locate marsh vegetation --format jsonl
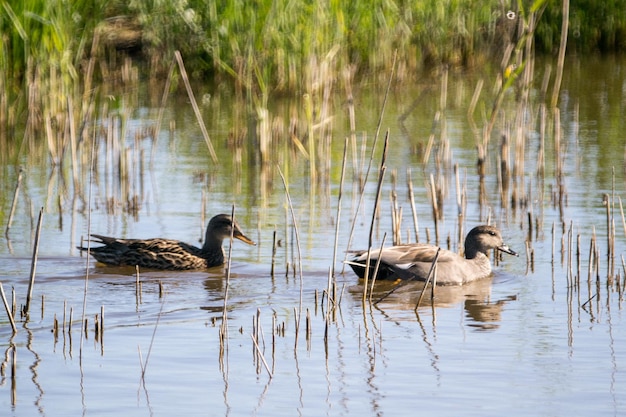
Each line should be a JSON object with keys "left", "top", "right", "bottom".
{"left": 1, "top": 0, "right": 626, "bottom": 415}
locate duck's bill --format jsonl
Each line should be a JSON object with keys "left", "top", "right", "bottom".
{"left": 497, "top": 245, "right": 518, "bottom": 257}
{"left": 235, "top": 233, "right": 256, "bottom": 245}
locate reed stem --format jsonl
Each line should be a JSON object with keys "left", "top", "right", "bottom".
{"left": 24, "top": 207, "right": 44, "bottom": 316}
{"left": 0, "top": 283, "right": 17, "bottom": 333}
{"left": 174, "top": 51, "right": 218, "bottom": 163}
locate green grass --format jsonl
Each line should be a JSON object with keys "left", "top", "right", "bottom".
{"left": 1, "top": 0, "right": 625, "bottom": 147}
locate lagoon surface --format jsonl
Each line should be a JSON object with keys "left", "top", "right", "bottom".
{"left": 1, "top": 55, "right": 626, "bottom": 416}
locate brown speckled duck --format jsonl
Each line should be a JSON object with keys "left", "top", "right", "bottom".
{"left": 78, "top": 214, "right": 255, "bottom": 270}
{"left": 348, "top": 225, "right": 517, "bottom": 285}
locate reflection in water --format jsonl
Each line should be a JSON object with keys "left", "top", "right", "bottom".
{"left": 0, "top": 343, "right": 17, "bottom": 407}
{"left": 25, "top": 325, "right": 45, "bottom": 415}
{"left": 464, "top": 295, "right": 517, "bottom": 330}
{"left": 415, "top": 313, "right": 441, "bottom": 384}
{"left": 351, "top": 276, "right": 517, "bottom": 330}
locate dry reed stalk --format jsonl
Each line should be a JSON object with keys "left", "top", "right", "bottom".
{"left": 11, "top": 288, "right": 15, "bottom": 319}
{"left": 390, "top": 181, "right": 402, "bottom": 245}
{"left": 428, "top": 173, "right": 440, "bottom": 245}
{"left": 276, "top": 166, "right": 304, "bottom": 346}
{"left": 342, "top": 53, "right": 396, "bottom": 271}
{"left": 455, "top": 165, "right": 466, "bottom": 250}
{"left": 555, "top": 113, "right": 567, "bottom": 218}
{"left": 422, "top": 111, "right": 440, "bottom": 165}
{"left": 362, "top": 132, "right": 389, "bottom": 302}
{"left": 219, "top": 206, "right": 237, "bottom": 361}
{"left": 618, "top": 197, "right": 626, "bottom": 238}
{"left": 153, "top": 59, "right": 176, "bottom": 154}
{"left": 79, "top": 130, "right": 97, "bottom": 359}
{"left": 174, "top": 51, "right": 218, "bottom": 163}
{"left": 551, "top": 0, "right": 570, "bottom": 108}
{"left": 135, "top": 265, "right": 141, "bottom": 306}
{"left": 53, "top": 314, "right": 59, "bottom": 340}
{"left": 24, "top": 207, "right": 43, "bottom": 316}
{"left": 467, "top": 79, "right": 483, "bottom": 121}
{"left": 94, "top": 314, "right": 100, "bottom": 342}
{"left": 62, "top": 300, "right": 67, "bottom": 334}
{"left": 415, "top": 249, "right": 441, "bottom": 310}
{"left": 551, "top": 222, "right": 556, "bottom": 266}
{"left": 305, "top": 308, "right": 311, "bottom": 345}
{"left": 621, "top": 255, "right": 626, "bottom": 296}
{"left": 5, "top": 167, "right": 23, "bottom": 238}
{"left": 588, "top": 229, "right": 597, "bottom": 284}
{"left": 537, "top": 104, "right": 546, "bottom": 179}
{"left": 67, "top": 96, "right": 80, "bottom": 194}
{"left": 284, "top": 205, "right": 291, "bottom": 278}
{"left": 343, "top": 65, "right": 357, "bottom": 151}
{"left": 367, "top": 234, "right": 388, "bottom": 303}
{"left": 406, "top": 169, "right": 420, "bottom": 243}
{"left": 566, "top": 222, "right": 573, "bottom": 287}
{"left": 270, "top": 230, "right": 277, "bottom": 278}
{"left": 329, "top": 137, "right": 349, "bottom": 300}
{"left": 0, "top": 283, "right": 17, "bottom": 333}
{"left": 271, "top": 312, "right": 277, "bottom": 371}
{"left": 576, "top": 234, "right": 581, "bottom": 288}
{"left": 250, "top": 333, "right": 273, "bottom": 379}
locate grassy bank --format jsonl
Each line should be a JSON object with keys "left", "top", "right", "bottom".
{"left": 0, "top": 0, "right": 623, "bottom": 146}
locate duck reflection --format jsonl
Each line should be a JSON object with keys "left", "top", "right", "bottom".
{"left": 352, "top": 275, "right": 517, "bottom": 329}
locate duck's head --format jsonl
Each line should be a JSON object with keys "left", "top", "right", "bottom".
{"left": 207, "top": 214, "right": 256, "bottom": 245}
{"left": 465, "top": 225, "right": 517, "bottom": 259}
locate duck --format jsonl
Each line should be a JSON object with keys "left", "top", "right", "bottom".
{"left": 78, "top": 214, "right": 256, "bottom": 270}
{"left": 348, "top": 225, "right": 517, "bottom": 285}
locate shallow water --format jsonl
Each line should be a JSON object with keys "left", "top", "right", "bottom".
{"left": 1, "top": 55, "right": 626, "bottom": 416}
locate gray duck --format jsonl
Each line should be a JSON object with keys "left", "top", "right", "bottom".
{"left": 348, "top": 225, "right": 517, "bottom": 285}
{"left": 78, "top": 214, "right": 255, "bottom": 270}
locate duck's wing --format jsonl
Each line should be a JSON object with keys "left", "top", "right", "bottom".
{"left": 357, "top": 244, "right": 459, "bottom": 265}
{"left": 351, "top": 244, "right": 465, "bottom": 281}
{"left": 80, "top": 235, "right": 205, "bottom": 269}
{"left": 89, "top": 235, "right": 195, "bottom": 253}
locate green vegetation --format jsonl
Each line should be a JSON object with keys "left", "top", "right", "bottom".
{"left": 0, "top": 0, "right": 624, "bottom": 145}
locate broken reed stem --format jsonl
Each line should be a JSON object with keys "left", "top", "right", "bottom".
{"left": 250, "top": 333, "right": 273, "bottom": 379}
{"left": 0, "top": 283, "right": 17, "bottom": 333}
{"left": 363, "top": 131, "right": 390, "bottom": 302}
{"left": 5, "top": 167, "right": 23, "bottom": 238}
{"left": 24, "top": 207, "right": 44, "bottom": 316}
{"left": 174, "top": 51, "right": 218, "bottom": 163}
{"left": 276, "top": 166, "right": 304, "bottom": 346}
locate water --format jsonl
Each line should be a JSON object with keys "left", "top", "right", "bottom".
{"left": 1, "top": 55, "right": 626, "bottom": 416}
